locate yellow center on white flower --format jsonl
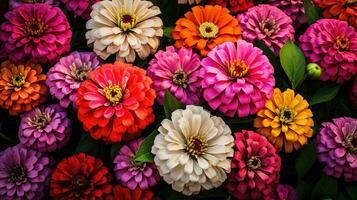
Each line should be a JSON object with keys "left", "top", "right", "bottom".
{"left": 277, "top": 107, "right": 295, "bottom": 124}
{"left": 227, "top": 60, "right": 249, "bottom": 79}
{"left": 336, "top": 36, "right": 350, "bottom": 50}
{"left": 11, "top": 74, "right": 25, "bottom": 87}
{"left": 104, "top": 85, "right": 123, "bottom": 104}
{"left": 186, "top": 135, "right": 208, "bottom": 156}
{"left": 118, "top": 13, "right": 137, "bottom": 32}
{"left": 199, "top": 22, "right": 219, "bottom": 39}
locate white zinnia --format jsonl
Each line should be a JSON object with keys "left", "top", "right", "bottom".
{"left": 86, "top": 0, "right": 163, "bottom": 62}
{"left": 152, "top": 105, "right": 234, "bottom": 196}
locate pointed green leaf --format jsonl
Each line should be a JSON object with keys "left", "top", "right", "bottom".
{"left": 134, "top": 130, "right": 159, "bottom": 163}
{"left": 310, "top": 84, "right": 341, "bottom": 106}
{"left": 164, "top": 90, "right": 185, "bottom": 118}
{"left": 304, "top": 0, "right": 320, "bottom": 24}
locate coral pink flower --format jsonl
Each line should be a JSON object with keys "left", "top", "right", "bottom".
{"left": 201, "top": 40, "right": 275, "bottom": 117}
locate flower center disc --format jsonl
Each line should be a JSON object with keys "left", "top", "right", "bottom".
{"left": 247, "top": 156, "right": 261, "bottom": 171}
{"left": 72, "top": 174, "right": 88, "bottom": 190}
{"left": 228, "top": 60, "right": 249, "bottom": 79}
{"left": 25, "top": 19, "right": 47, "bottom": 37}
{"left": 345, "top": 0, "right": 357, "bottom": 4}
{"left": 344, "top": 134, "right": 357, "bottom": 153}
{"left": 199, "top": 22, "right": 219, "bottom": 39}
{"left": 336, "top": 36, "right": 350, "bottom": 50}
{"left": 278, "top": 107, "right": 294, "bottom": 124}
{"left": 72, "top": 63, "right": 91, "bottom": 81}
{"left": 259, "top": 19, "right": 278, "bottom": 36}
{"left": 31, "top": 113, "right": 50, "bottom": 128}
{"left": 172, "top": 70, "right": 188, "bottom": 88}
{"left": 186, "top": 135, "right": 208, "bottom": 157}
{"left": 9, "top": 166, "right": 27, "bottom": 183}
{"left": 104, "top": 85, "right": 123, "bottom": 104}
{"left": 11, "top": 74, "right": 25, "bottom": 87}
{"left": 119, "top": 14, "right": 137, "bottom": 31}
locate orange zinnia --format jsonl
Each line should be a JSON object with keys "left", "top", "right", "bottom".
{"left": 0, "top": 61, "right": 48, "bottom": 115}
{"left": 314, "top": 0, "right": 357, "bottom": 28}
{"left": 172, "top": 5, "right": 241, "bottom": 56}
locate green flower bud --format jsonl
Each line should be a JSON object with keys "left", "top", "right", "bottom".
{"left": 306, "top": 63, "right": 322, "bottom": 80}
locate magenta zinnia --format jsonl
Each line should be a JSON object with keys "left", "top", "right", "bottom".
{"left": 61, "top": 0, "right": 100, "bottom": 19}
{"left": 201, "top": 40, "right": 275, "bottom": 118}
{"left": 268, "top": 0, "right": 306, "bottom": 28}
{"left": 237, "top": 4, "right": 295, "bottom": 55}
{"left": 0, "top": 4, "right": 72, "bottom": 64}
{"left": 299, "top": 19, "right": 357, "bottom": 83}
{"left": 147, "top": 46, "right": 202, "bottom": 105}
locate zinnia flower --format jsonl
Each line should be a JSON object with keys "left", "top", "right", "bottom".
{"left": 172, "top": 5, "right": 241, "bottom": 57}
{"left": 178, "top": 0, "right": 201, "bottom": 4}
{"left": 50, "top": 153, "right": 113, "bottom": 200}
{"left": 0, "top": 61, "right": 48, "bottom": 116}
{"left": 201, "top": 40, "right": 275, "bottom": 118}
{"left": 113, "top": 138, "right": 160, "bottom": 190}
{"left": 46, "top": 51, "right": 101, "bottom": 108}
{"left": 19, "top": 104, "right": 71, "bottom": 152}
{"left": 9, "top": 0, "right": 59, "bottom": 9}
{"left": 274, "top": 184, "right": 297, "bottom": 200}
{"left": 313, "top": 0, "right": 357, "bottom": 28}
{"left": 76, "top": 62, "right": 156, "bottom": 143}
{"left": 112, "top": 185, "right": 160, "bottom": 200}
{"left": 0, "top": 4, "right": 72, "bottom": 64}
{"left": 254, "top": 88, "right": 314, "bottom": 153}
{"left": 237, "top": 4, "right": 295, "bottom": 55}
{"left": 317, "top": 117, "right": 357, "bottom": 182}
{"left": 0, "top": 145, "right": 52, "bottom": 200}
{"left": 350, "top": 76, "right": 357, "bottom": 109}
{"left": 299, "top": 19, "right": 357, "bottom": 83}
{"left": 152, "top": 105, "right": 234, "bottom": 196}
{"left": 61, "top": 0, "right": 100, "bottom": 19}
{"left": 86, "top": 0, "right": 163, "bottom": 62}
{"left": 226, "top": 130, "right": 281, "bottom": 200}
{"left": 147, "top": 46, "right": 202, "bottom": 105}
{"left": 207, "top": 0, "right": 254, "bottom": 13}
{"left": 268, "top": 0, "right": 306, "bottom": 28}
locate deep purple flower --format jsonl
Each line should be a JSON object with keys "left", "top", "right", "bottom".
{"left": 267, "top": 0, "right": 306, "bottom": 28}
{"left": 317, "top": 117, "right": 357, "bottom": 182}
{"left": 113, "top": 138, "right": 160, "bottom": 190}
{"left": 0, "top": 145, "right": 52, "bottom": 200}
{"left": 46, "top": 51, "right": 101, "bottom": 108}
{"left": 9, "top": 0, "right": 59, "bottom": 9}
{"left": 19, "top": 104, "right": 71, "bottom": 152}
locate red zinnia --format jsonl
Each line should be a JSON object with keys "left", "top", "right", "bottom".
{"left": 112, "top": 185, "right": 160, "bottom": 200}
{"left": 207, "top": 0, "right": 254, "bottom": 13}
{"left": 50, "top": 153, "right": 113, "bottom": 200}
{"left": 76, "top": 62, "right": 156, "bottom": 143}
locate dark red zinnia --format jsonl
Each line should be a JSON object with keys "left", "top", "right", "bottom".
{"left": 207, "top": 0, "right": 254, "bottom": 13}
{"left": 112, "top": 185, "right": 160, "bottom": 200}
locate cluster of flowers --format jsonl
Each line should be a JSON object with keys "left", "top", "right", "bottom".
{"left": 0, "top": 0, "right": 356, "bottom": 199}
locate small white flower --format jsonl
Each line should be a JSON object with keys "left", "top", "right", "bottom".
{"left": 86, "top": 0, "right": 163, "bottom": 62}
{"left": 152, "top": 105, "right": 234, "bottom": 195}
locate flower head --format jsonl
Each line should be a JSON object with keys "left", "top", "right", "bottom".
{"left": 299, "top": 19, "right": 357, "bottom": 83}
{"left": 147, "top": 46, "right": 202, "bottom": 105}
{"left": 201, "top": 40, "right": 275, "bottom": 118}
{"left": 237, "top": 4, "right": 295, "bottom": 55}
{"left": 0, "top": 4, "right": 72, "bottom": 63}
{"left": 207, "top": 0, "right": 254, "bottom": 13}
{"left": 317, "top": 117, "right": 357, "bottom": 182}
{"left": 172, "top": 5, "right": 241, "bottom": 57}
{"left": 46, "top": 51, "right": 101, "bottom": 108}
{"left": 0, "top": 145, "right": 53, "bottom": 200}
{"left": 313, "top": 0, "right": 357, "bottom": 28}
{"left": 350, "top": 76, "right": 357, "bottom": 109}
{"left": 226, "top": 130, "right": 281, "bottom": 199}
{"left": 9, "top": 0, "right": 59, "bottom": 9}
{"left": 268, "top": 0, "right": 306, "bottom": 28}
{"left": 50, "top": 153, "right": 113, "bottom": 200}
{"left": 61, "top": 0, "right": 100, "bottom": 19}
{"left": 86, "top": 0, "right": 163, "bottom": 62}
{"left": 274, "top": 184, "right": 297, "bottom": 200}
{"left": 0, "top": 61, "right": 48, "bottom": 116}
{"left": 113, "top": 138, "right": 160, "bottom": 190}
{"left": 19, "top": 104, "right": 71, "bottom": 152}
{"left": 112, "top": 185, "right": 160, "bottom": 200}
{"left": 254, "top": 88, "right": 314, "bottom": 153}
{"left": 76, "top": 62, "right": 156, "bottom": 143}
{"left": 152, "top": 105, "right": 234, "bottom": 196}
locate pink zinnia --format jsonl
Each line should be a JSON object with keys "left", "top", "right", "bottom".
{"left": 267, "top": 184, "right": 297, "bottom": 200}
{"left": 9, "top": 0, "right": 59, "bottom": 9}
{"left": 201, "top": 40, "right": 275, "bottom": 118}
{"left": 299, "top": 19, "right": 357, "bottom": 83}
{"left": 350, "top": 76, "right": 357, "bottom": 109}
{"left": 317, "top": 117, "right": 357, "bottom": 182}
{"left": 237, "top": 4, "right": 295, "bottom": 55}
{"left": 147, "top": 46, "right": 202, "bottom": 105}
{"left": 0, "top": 4, "right": 72, "bottom": 64}
{"left": 61, "top": 0, "right": 100, "bottom": 20}
{"left": 226, "top": 130, "right": 281, "bottom": 199}
{"left": 268, "top": 0, "right": 306, "bottom": 28}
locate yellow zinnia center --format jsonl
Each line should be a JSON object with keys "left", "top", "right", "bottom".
{"left": 25, "top": 18, "right": 47, "bottom": 37}
{"left": 199, "top": 22, "right": 219, "bottom": 39}
{"left": 119, "top": 13, "right": 137, "bottom": 32}
{"left": 344, "top": 134, "right": 357, "bottom": 153}
{"left": 228, "top": 60, "right": 249, "bottom": 79}
{"left": 278, "top": 107, "right": 295, "bottom": 124}
{"left": 11, "top": 74, "right": 25, "bottom": 87}
{"left": 104, "top": 85, "right": 123, "bottom": 104}
{"left": 259, "top": 19, "right": 278, "bottom": 36}
{"left": 186, "top": 135, "right": 208, "bottom": 156}
{"left": 172, "top": 70, "right": 188, "bottom": 88}
{"left": 336, "top": 36, "right": 350, "bottom": 50}
{"left": 346, "top": 0, "right": 357, "bottom": 4}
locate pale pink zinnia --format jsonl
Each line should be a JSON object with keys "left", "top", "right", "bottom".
{"left": 147, "top": 46, "right": 202, "bottom": 105}
{"left": 201, "top": 40, "right": 275, "bottom": 118}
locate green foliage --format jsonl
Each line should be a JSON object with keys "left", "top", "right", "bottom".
{"left": 133, "top": 130, "right": 159, "bottom": 163}
{"left": 311, "top": 175, "right": 338, "bottom": 199}
{"left": 310, "top": 84, "right": 341, "bottom": 106}
{"left": 163, "top": 90, "right": 185, "bottom": 118}
{"left": 110, "top": 143, "right": 122, "bottom": 161}
{"left": 296, "top": 142, "right": 317, "bottom": 178}
{"left": 163, "top": 26, "right": 173, "bottom": 39}
{"left": 75, "top": 132, "right": 104, "bottom": 157}
{"left": 303, "top": 0, "right": 320, "bottom": 24}
{"left": 346, "top": 182, "right": 357, "bottom": 199}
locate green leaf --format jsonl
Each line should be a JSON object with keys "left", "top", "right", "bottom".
{"left": 309, "top": 83, "right": 341, "bottom": 106}
{"left": 303, "top": 0, "right": 320, "bottom": 24}
{"left": 163, "top": 27, "right": 173, "bottom": 38}
{"left": 297, "top": 179, "right": 314, "bottom": 200}
{"left": 279, "top": 40, "right": 306, "bottom": 89}
{"left": 311, "top": 175, "right": 338, "bottom": 199}
{"left": 133, "top": 130, "right": 159, "bottom": 163}
{"left": 164, "top": 90, "right": 185, "bottom": 118}
{"left": 75, "top": 132, "right": 104, "bottom": 157}
{"left": 346, "top": 182, "right": 357, "bottom": 199}
{"left": 110, "top": 143, "right": 122, "bottom": 161}
{"left": 296, "top": 141, "right": 316, "bottom": 178}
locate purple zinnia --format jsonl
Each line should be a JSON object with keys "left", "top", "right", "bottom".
{"left": 113, "top": 138, "right": 160, "bottom": 190}
{"left": 147, "top": 46, "right": 202, "bottom": 105}
{"left": 0, "top": 145, "right": 52, "bottom": 200}
{"left": 317, "top": 117, "right": 357, "bottom": 182}
{"left": 267, "top": 0, "right": 306, "bottom": 28}
{"left": 19, "top": 104, "right": 71, "bottom": 152}
{"left": 46, "top": 51, "right": 101, "bottom": 108}
{"left": 9, "top": 0, "right": 60, "bottom": 9}
{"left": 272, "top": 184, "right": 297, "bottom": 200}
{"left": 237, "top": 4, "right": 295, "bottom": 55}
